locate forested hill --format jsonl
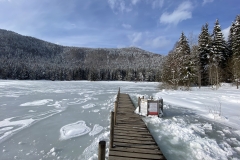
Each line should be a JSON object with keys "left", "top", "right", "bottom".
{"left": 0, "top": 29, "right": 163, "bottom": 81}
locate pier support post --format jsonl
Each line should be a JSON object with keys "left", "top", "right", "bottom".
{"left": 117, "top": 87, "right": 120, "bottom": 101}
{"left": 110, "top": 111, "right": 114, "bottom": 149}
{"left": 114, "top": 101, "right": 118, "bottom": 125}
{"left": 138, "top": 97, "right": 141, "bottom": 113}
{"left": 98, "top": 141, "right": 106, "bottom": 160}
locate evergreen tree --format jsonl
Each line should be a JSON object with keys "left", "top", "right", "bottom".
{"left": 210, "top": 19, "right": 225, "bottom": 88}
{"left": 232, "top": 15, "right": 240, "bottom": 88}
{"left": 161, "top": 33, "right": 193, "bottom": 89}
{"left": 175, "top": 32, "right": 193, "bottom": 88}
{"left": 198, "top": 23, "right": 211, "bottom": 86}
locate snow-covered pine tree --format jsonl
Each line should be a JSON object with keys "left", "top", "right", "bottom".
{"left": 175, "top": 32, "right": 193, "bottom": 89}
{"left": 190, "top": 44, "right": 200, "bottom": 87}
{"left": 198, "top": 23, "right": 211, "bottom": 86}
{"left": 210, "top": 19, "right": 226, "bottom": 88}
{"left": 232, "top": 15, "right": 240, "bottom": 89}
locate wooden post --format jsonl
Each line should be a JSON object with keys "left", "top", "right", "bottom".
{"left": 117, "top": 87, "right": 120, "bottom": 102}
{"left": 98, "top": 141, "right": 106, "bottom": 160}
{"left": 160, "top": 98, "right": 163, "bottom": 113}
{"left": 138, "top": 97, "right": 141, "bottom": 113}
{"left": 147, "top": 100, "right": 149, "bottom": 116}
{"left": 114, "top": 101, "right": 117, "bottom": 125}
{"left": 110, "top": 111, "right": 114, "bottom": 149}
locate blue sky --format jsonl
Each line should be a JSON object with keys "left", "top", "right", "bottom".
{"left": 0, "top": 0, "right": 239, "bottom": 55}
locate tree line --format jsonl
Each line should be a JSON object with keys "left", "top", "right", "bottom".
{"left": 161, "top": 15, "right": 240, "bottom": 89}
{"left": 0, "top": 29, "right": 163, "bottom": 81}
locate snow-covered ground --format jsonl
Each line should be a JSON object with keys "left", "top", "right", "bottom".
{"left": 146, "top": 83, "right": 240, "bottom": 160}
{"left": 156, "top": 83, "right": 240, "bottom": 130}
{"left": 0, "top": 80, "right": 240, "bottom": 160}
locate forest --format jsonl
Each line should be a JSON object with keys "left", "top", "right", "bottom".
{"left": 1, "top": 15, "right": 239, "bottom": 86}
{"left": 161, "top": 15, "right": 240, "bottom": 89}
{"left": 0, "top": 29, "right": 163, "bottom": 81}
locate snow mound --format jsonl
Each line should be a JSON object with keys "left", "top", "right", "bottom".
{"left": 89, "top": 124, "right": 103, "bottom": 136}
{"left": 60, "top": 121, "right": 91, "bottom": 140}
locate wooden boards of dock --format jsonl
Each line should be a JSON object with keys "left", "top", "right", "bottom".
{"left": 106, "top": 88, "right": 166, "bottom": 160}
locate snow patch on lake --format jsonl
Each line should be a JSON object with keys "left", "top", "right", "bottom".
{"left": 79, "top": 131, "right": 110, "bottom": 160}
{"left": 0, "top": 117, "right": 35, "bottom": 141}
{"left": 28, "top": 110, "right": 37, "bottom": 113}
{"left": 20, "top": 99, "right": 53, "bottom": 106}
{"left": 60, "top": 121, "right": 91, "bottom": 140}
{"left": 82, "top": 104, "right": 96, "bottom": 109}
{"left": 89, "top": 124, "right": 103, "bottom": 136}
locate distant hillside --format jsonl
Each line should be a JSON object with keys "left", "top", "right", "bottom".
{"left": 0, "top": 29, "right": 164, "bottom": 81}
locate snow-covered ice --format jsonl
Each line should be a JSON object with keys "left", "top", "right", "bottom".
{"left": 89, "top": 124, "right": 103, "bottom": 136}
{"left": 60, "top": 121, "right": 91, "bottom": 140}
{"left": 20, "top": 99, "right": 53, "bottom": 107}
{"left": 0, "top": 80, "right": 159, "bottom": 160}
{"left": 0, "top": 80, "right": 240, "bottom": 160}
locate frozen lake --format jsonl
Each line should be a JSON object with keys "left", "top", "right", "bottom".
{"left": 0, "top": 80, "right": 240, "bottom": 160}
{"left": 0, "top": 80, "right": 159, "bottom": 160}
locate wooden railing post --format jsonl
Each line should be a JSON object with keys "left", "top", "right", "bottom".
{"left": 114, "top": 101, "right": 118, "bottom": 125}
{"left": 110, "top": 111, "right": 114, "bottom": 149}
{"left": 160, "top": 98, "right": 163, "bottom": 113}
{"left": 138, "top": 97, "right": 141, "bottom": 113}
{"left": 98, "top": 141, "right": 106, "bottom": 160}
{"left": 117, "top": 87, "right": 120, "bottom": 101}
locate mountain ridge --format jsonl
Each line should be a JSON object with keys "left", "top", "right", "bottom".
{"left": 0, "top": 28, "right": 163, "bottom": 81}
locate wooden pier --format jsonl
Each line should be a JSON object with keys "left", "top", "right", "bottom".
{"left": 107, "top": 89, "right": 166, "bottom": 160}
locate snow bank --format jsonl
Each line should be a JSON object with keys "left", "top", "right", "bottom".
{"left": 144, "top": 116, "right": 235, "bottom": 160}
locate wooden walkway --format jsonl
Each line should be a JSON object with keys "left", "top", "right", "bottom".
{"left": 108, "top": 93, "right": 166, "bottom": 160}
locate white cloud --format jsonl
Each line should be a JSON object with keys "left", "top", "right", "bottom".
{"left": 108, "top": 0, "right": 132, "bottom": 13}
{"left": 203, "top": 0, "right": 214, "bottom": 5}
{"left": 160, "top": 1, "right": 193, "bottom": 25}
{"left": 128, "top": 32, "right": 142, "bottom": 44}
{"left": 0, "top": 0, "right": 11, "bottom": 2}
{"left": 145, "top": 36, "right": 170, "bottom": 49}
{"left": 152, "top": 0, "right": 164, "bottom": 9}
{"left": 122, "top": 23, "right": 131, "bottom": 29}
{"left": 131, "top": 0, "right": 140, "bottom": 5}
{"left": 108, "top": 0, "right": 115, "bottom": 9}
{"left": 222, "top": 26, "right": 230, "bottom": 40}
